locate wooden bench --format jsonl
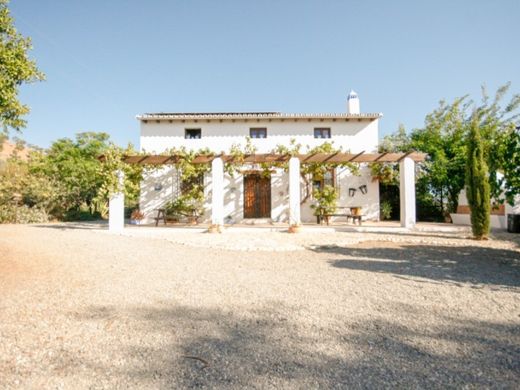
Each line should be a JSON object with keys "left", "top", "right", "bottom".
{"left": 317, "top": 207, "right": 364, "bottom": 226}
{"left": 154, "top": 208, "right": 201, "bottom": 226}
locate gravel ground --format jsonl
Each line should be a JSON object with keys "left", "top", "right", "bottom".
{"left": 0, "top": 223, "right": 519, "bottom": 389}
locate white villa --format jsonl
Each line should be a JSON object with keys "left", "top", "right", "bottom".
{"left": 138, "top": 92, "right": 384, "bottom": 224}
{"left": 108, "top": 91, "right": 422, "bottom": 231}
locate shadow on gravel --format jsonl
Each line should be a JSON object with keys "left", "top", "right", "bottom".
{"left": 315, "top": 244, "right": 520, "bottom": 289}
{"left": 31, "top": 221, "right": 107, "bottom": 230}
{"left": 67, "top": 302, "right": 520, "bottom": 388}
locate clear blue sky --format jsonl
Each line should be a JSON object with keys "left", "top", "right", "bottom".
{"left": 10, "top": 0, "right": 520, "bottom": 148}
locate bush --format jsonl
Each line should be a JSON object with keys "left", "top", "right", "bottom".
{"left": 380, "top": 200, "right": 392, "bottom": 220}
{"left": 0, "top": 204, "right": 48, "bottom": 224}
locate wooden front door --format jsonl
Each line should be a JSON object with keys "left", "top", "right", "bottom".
{"left": 243, "top": 174, "right": 271, "bottom": 218}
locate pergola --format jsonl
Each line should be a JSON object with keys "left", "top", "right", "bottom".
{"left": 106, "top": 152, "right": 426, "bottom": 231}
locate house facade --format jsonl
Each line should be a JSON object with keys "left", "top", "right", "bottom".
{"left": 138, "top": 92, "right": 383, "bottom": 224}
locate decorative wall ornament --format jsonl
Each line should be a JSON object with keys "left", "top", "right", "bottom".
{"left": 348, "top": 187, "right": 357, "bottom": 197}
{"left": 359, "top": 184, "right": 368, "bottom": 194}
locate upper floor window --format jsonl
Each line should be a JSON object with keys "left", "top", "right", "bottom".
{"left": 185, "top": 129, "right": 201, "bottom": 139}
{"left": 250, "top": 128, "right": 267, "bottom": 138}
{"left": 314, "top": 128, "right": 331, "bottom": 139}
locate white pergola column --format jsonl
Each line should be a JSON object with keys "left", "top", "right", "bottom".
{"left": 399, "top": 157, "right": 416, "bottom": 228}
{"left": 289, "top": 157, "right": 301, "bottom": 226}
{"left": 211, "top": 157, "right": 224, "bottom": 227}
{"left": 109, "top": 170, "right": 125, "bottom": 232}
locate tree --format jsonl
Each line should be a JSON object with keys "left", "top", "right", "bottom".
{"left": 0, "top": 0, "right": 44, "bottom": 135}
{"left": 410, "top": 97, "right": 469, "bottom": 215}
{"left": 30, "top": 133, "right": 111, "bottom": 217}
{"left": 473, "top": 83, "right": 520, "bottom": 202}
{"left": 502, "top": 125, "right": 520, "bottom": 205}
{"left": 465, "top": 115, "right": 490, "bottom": 239}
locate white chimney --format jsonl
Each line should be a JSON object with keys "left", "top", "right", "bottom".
{"left": 347, "top": 90, "right": 360, "bottom": 114}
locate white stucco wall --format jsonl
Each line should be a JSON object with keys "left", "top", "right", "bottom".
{"left": 451, "top": 190, "right": 520, "bottom": 230}
{"left": 140, "top": 119, "right": 379, "bottom": 154}
{"left": 139, "top": 117, "right": 380, "bottom": 223}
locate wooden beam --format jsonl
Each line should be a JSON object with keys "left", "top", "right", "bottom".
{"left": 349, "top": 151, "right": 365, "bottom": 162}
{"left": 111, "top": 151, "right": 427, "bottom": 165}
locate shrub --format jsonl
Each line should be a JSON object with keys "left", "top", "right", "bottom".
{"left": 0, "top": 204, "right": 48, "bottom": 224}
{"left": 380, "top": 200, "right": 392, "bottom": 220}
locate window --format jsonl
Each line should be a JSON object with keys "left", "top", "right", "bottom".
{"left": 185, "top": 129, "right": 201, "bottom": 139}
{"left": 250, "top": 128, "right": 267, "bottom": 138}
{"left": 312, "top": 168, "right": 335, "bottom": 192}
{"left": 314, "top": 128, "right": 331, "bottom": 139}
{"left": 181, "top": 172, "right": 204, "bottom": 195}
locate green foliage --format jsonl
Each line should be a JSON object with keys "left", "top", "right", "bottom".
{"left": 0, "top": 132, "right": 143, "bottom": 223}
{"left": 410, "top": 97, "right": 469, "bottom": 214}
{"left": 380, "top": 200, "right": 392, "bottom": 220}
{"left": 371, "top": 124, "right": 411, "bottom": 185}
{"left": 0, "top": 0, "right": 44, "bottom": 135}
{"left": 384, "top": 84, "right": 519, "bottom": 217}
{"left": 310, "top": 185, "right": 338, "bottom": 217}
{"left": 162, "top": 146, "right": 212, "bottom": 209}
{"left": 0, "top": 203, "right": 48, "bottom": 223}
{"left": 226, "top": 136, "right": 257, "bottom": 176}
{"left": 31, "top": 133, "right": 111, "bottom": 217}
{"left": 466, "top": 116, "right": 490, "bottom": 239}
{"left": 165, "top": 191, "right": 204, "bottom": 219}
{"left": 0, "top": 154, "right": 63, "bottom": 221}
{"left": 96, "top": 141, "right": 144, "bottom": 216}
{"left": 502, "top": 125, "right": 520, "bottom": 205}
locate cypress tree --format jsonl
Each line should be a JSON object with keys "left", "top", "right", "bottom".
{"left": 465, "top": 116, "right": 490, "bottom": 239}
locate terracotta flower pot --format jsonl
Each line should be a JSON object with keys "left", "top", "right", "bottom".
{"left": 288, "top": 224, "right": 302, "bottom": 233}
{"left": 208, "top": 224, "right": 223, "bottom": 233}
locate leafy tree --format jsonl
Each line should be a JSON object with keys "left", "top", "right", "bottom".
{"left": 0, "top": 0, "right": 44, "bottom": 135}
{"left": 410, "top": 97, "right": 469, "bottom": 214}
{"left": 0, "top": 152, "right": 65, "bottom": 222}
{"left": 501, "top": 125, "right": 520, "bottom": 205}
{"left": 473, "top": 84, "right": 520, "bottom": 202}
{"left": 30, "top": 133, "right": 111, "bottom": 217}
{"left": 371, "top": 124, "right": 411, "bottom": 185}
{"left": 466, "top": 115, "right": 490, "bottom": 239}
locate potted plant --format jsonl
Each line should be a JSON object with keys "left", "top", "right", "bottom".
{"left": 130, "top": 209, "right": 145, "bottom": 225}
{"left": 288, "top": 223, "right": 302, "bottom": 233}
{"left": 350, "top": 206, "right": 362, "bottom": 216}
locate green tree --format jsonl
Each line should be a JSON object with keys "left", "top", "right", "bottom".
{"left": 410, "top": 97, "right": 469, "bottom": 214}
{"left": 473, "top": 83, "right": 520, "bottom": 202}
{"left": 30, "top": 133, "right": 111, "bottom": 217}
{"left": 502, "top": 125, "right": 520, "bottom": 205}
{"left": 466, "top": 115, "right": 490, "bottom": 239}
{"left": 0, "top": 0, "right": 44, "bottom": 135}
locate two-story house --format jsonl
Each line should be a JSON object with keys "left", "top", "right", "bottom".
{"left": 138, "top": 91, "right": 383, "bottom": 224}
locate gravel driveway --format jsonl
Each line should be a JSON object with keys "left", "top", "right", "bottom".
{"left": 0, "top": 224, "right": 519, "bottom": 389}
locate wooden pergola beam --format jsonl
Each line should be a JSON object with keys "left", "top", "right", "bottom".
{"left": 103, "top": 152, "right": 427, "bottom": 165}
